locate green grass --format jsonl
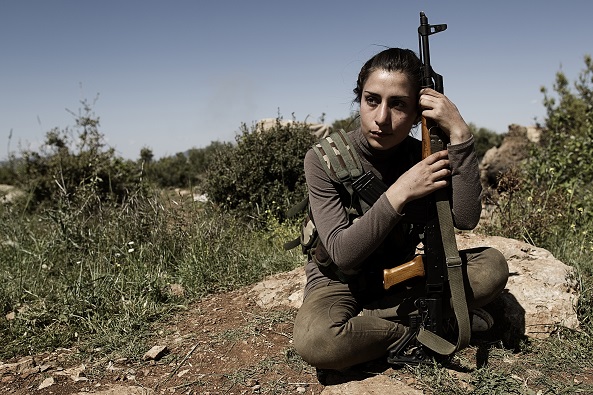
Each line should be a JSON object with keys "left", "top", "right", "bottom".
{"left": 0, "top": 189, "right": 303, "bottom": 361}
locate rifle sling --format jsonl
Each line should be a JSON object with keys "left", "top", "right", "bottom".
{"left": 416, "top": 134, "right": 471, "bottom": 356}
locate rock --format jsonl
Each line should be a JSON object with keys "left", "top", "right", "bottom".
{"left": 248, "top": 267, "right": 306, "bottom": 309}
{"left": 54, "top": 364, "right": 87, "bottom": 382}
{"left": 457, "top": 234, "right": 579, "bottom": 340}
{"left": 256, "top": 118, "right": 332, "bottom": 140}
{"left": 0, "top": 357, "right": 36, "bottom": 375}
{"left": 480, "top": 124, "right": 543, "bottom": 191}
{"left": 142, "top": 345, "right": 168, "bottom": 361}
{"left": 74, "top": 384, "right": 154, "bottom": 395}
{"left": 168, "top": 283, "right": 185, "bottom": 297}
{"left": 38, "top": 376, "right": 55, "bottom": 389}
{"left": 321, "top": 374, "right": 423, "bottom": 394}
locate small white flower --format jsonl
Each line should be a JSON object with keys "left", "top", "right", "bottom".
{"left": 128, "top": 248, "right": 135, "bottom": 253}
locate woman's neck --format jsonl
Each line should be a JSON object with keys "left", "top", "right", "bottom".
{"left": 351, "top": 128, "right": 405, "bottom": 164}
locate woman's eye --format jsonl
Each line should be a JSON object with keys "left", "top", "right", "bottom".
{"left": 390, "top": 100, "right": 405, "bottom": 109}
{"left": 365, "top": 96, "right": 379, "bottom": 106}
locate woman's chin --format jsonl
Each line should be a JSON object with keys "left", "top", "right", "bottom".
{"left": 368, "top": 135, "right": 398, "bottom": 150}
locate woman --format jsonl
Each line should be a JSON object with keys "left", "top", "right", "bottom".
{"left": 293, "top": 48, "right": 509, "bottom": 370}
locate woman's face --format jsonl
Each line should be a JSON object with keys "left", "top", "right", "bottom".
{"left": 359, "top": 69, "right": 419, "bottom": 150}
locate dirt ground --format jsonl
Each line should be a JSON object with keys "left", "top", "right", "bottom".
{"left": 1, "top": 285, "right": 324, "bottom": 394}
{"left": 2, "top": 272, "right": 592, "bottom": 395}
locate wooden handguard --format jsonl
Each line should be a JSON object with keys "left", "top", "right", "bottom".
{"left": 421, "top": 117, "right": 432, "bottom": 159}
{"left": 383, "top": 255, "right": 425, "bottom": 290}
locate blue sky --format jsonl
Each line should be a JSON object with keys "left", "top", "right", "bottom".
{"left": 1, "top": 1, "right": 591, "bottom": 160}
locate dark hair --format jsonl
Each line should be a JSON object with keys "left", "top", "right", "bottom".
{"left": 353, "top": 48, "right": 423, "bottom": 103}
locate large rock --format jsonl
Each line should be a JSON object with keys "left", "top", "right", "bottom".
{"left": 250, "top": 234, "right": 579, "bottom": 340}
{"left": 480, "top": 124, "right": 543, "bottom": 190}
{"left": 456, "top": 233, "right": 578, "bottom": 340}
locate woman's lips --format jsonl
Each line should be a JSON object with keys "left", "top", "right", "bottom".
{"left": 370, "top": 131, "right": 391, "bottom": 137}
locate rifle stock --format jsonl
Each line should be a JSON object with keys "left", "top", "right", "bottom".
{"left": 383, "top": 255, "right": 425, "bottom": 290}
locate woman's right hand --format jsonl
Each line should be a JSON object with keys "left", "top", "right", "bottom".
{"left": 385, "top": 150, "right": 451, "bottom": 213}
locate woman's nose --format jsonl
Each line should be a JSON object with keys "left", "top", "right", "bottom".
{"left": 375, "top": 103, "right": 389, "bottom": 125}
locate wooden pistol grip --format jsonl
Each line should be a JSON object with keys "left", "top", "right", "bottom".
{"left": 383, "top": 255, "right": 425, "bottom": 290}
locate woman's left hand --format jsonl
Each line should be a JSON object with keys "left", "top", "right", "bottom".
{"left": 419, "top": 88, "right": 471, "bottom": 145}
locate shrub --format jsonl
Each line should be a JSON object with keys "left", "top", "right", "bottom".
{"left": 484, "top": 55, "right": 593, "bottom": 278}
{"left": 332, "top": 112, "right": 360, "bottom": 132}
{"left": 142, "top": 141, "right": 228, "bottom": 189}
{"left": 203, "top": 118, "right": 316, "bottom": 222}
{"left": 17, "top": 100, "right": 144, "bottom": 211}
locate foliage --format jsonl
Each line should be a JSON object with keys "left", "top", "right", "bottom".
{"left": 0, "top": 188, "right": 303, "bottom": 360}
{"left": 141, "top": 141, "right": 227, "bottom": 189}
{"left": 331, "top": 112, "right": 360, "bottom": 132}
{"left": 16, "top": 100, "right": 143, "bottom": 211}
{"left": 202, "top": 118, "right": 316, "bottom": 221}
{"left": 484, "top": 56, "right": 593, "bottom": 260}
{"left": 539, "top": 55, "right": 593, "bottom": 187}
{"left": 0, "top": 160, "right": 18, "bottom": 185}
{"left": 469, "top": 122, "right": 504, "bottom": 161}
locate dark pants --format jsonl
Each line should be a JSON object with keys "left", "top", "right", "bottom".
{"left": 293, "top": 247, "right": 508, "bottom": 370}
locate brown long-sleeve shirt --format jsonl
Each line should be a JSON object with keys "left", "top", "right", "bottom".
{"left": 303, "top": 128, "right": 482, "bottom": 297}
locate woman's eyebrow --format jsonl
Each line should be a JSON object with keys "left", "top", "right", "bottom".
{"left": 363, "top": 91, "right": 411, "bottom": 99}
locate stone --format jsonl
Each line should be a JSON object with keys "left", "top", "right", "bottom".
{"left": 321, "top": 374, "right": 423, "bottom": 395}
{"left": 479, "top": 124, "right": 543, "bottom": 191}
{"left": 38, "top": 376, "right": 55, "bottom": 390}
{"left": 142, "top": 345, "right": 168, "bottom": 361}
{"left": 456, "top": 233, "right": 579, "bottom": 340}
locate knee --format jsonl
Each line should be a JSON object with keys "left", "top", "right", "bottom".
{"left": 484, "top": 247, "right": 509, "bottom": 292}
{"left": 465, "top": 247, "right": 509, "bottom": 308}
{"left": 293, "top": 316, "right": 346, "bottom": 370}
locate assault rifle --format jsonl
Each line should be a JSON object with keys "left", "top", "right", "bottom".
{"left": 382, "top": 11, "right": 471, "bottom": 365}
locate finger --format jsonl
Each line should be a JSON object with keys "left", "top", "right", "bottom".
{"left": 420, "top": 88, "right": 440, "bottom": 96}
{"left": 433, "top": 168, "right": 451, "bottom": 180}
{"left": 426, "top": 150, "right": 448, "bottom": 164}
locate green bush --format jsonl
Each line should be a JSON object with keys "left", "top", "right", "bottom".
{"left": 0, "top": 189, "right": 303, "bottom": 360}
{"left": 203, "top": 118, "right": 316, "bottom": 221}
{"left": 485, "top": 55, "right": 593, "bottom": 277}
{"left": 141, "top": 141, "right": 228, "bottom": 189}
{"left": 17, "top": 101, "right": 144, "bottom": 211}
{"left": 331, "top": 112, "right": 360, "bottom": 132}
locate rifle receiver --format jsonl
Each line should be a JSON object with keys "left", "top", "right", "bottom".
{"left": 418, "top": 12, "right": 447, "bottom": 93}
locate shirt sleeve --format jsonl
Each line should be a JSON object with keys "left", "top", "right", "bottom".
{"left": 304, "top": 149, "right": 404, "bottom": 275}
{"left": 447, "top": 135, "right": 482, "bottom": 230}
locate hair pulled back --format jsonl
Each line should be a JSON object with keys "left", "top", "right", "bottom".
{"left": 353, "top": 48, "right": 423, "bottom": 104}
